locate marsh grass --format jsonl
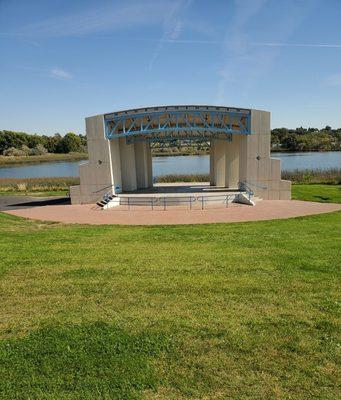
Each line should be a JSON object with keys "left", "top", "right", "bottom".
{"left": 282, "top": 168, "right": 340, "bottom": 184}
{"left": 0, "top": 176, "right": 79, "bottom": 193}
{"left": 0, "top": 169, "right": 340, "bottom": 198}
{"left": 0, "top": 152, "right": 87, "bottom": 166}
{"left": 156, "top": 173, "right": 210, "bottom": 183}
{"left": 155, "top": 169, "right": 341, "bottom": 184}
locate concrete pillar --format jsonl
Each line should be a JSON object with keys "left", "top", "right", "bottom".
{"left": 109, "top": 139, "right": 122, "bottom": 193}
{"left": 211, "top": 137, "right": 240, "bottom": 188}
{"left": 119, "top": 138, "right": 137, "bottom": 192}
{"left": 214, "top": 140, "right": 227, "bottom": 187}
{"left": 225, "top": 136, "right": 240, "bottom": 188}
{"left": 239, "top": 134, "right": 248, "bottom": 183}
{"left": 209, "top": 139, "right": 216, "bottom": 186}
{"left": 146, "top": 143, "right": 153, "bottom": 187}
{"left": 134, "top": 141, "right": 150, "bottom": 189}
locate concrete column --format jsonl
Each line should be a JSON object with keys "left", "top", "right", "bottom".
{"left": 119, "top": 138, "right": 137, "bottom": 192}
{"left": 214, "top": 140, "right": 227, "bottom": 187}
{"left": 146, "top": 143, "right": 153, "bottom": 187}
{"left": 239, "top": 134, "right": 248, "bottom": 183}
{"left": 209, "top": 139, "right": 216, "bottom": 186}
{"left": 134, "top": 141, "right": 150, "bottom": 189}
{"left": 225, "top": 136, "right": 240, "bottom": 188}
{"left": 109, "top": 140, "right": 122, "bottom": 194}
{"left": 211, "top": 137, "right": 240, "bottom": 188}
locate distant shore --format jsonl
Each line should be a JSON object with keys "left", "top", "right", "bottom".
{"left": 0, "top": 149, "right": 340, "bottom": 167}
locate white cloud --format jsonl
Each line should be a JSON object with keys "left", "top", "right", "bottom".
{"left": 216, "top": 0, "right": 322, "bottom": 103}
{"left": 169, "top": 20, "right": 183, "bottom": 40}
{"left": 139, "top": 38, "right": 341, "bottom": 48}
{"left": 148, "top": 0, "right": 193, "bottom": 70}
{"left": 50, "top": 67, "right": 73, "bottom": 80}
{"left": 324, "top": 73, "right": 341, "bottom": 87}
{"left": 15, "top": 1, "right": 172, "bottom": 37}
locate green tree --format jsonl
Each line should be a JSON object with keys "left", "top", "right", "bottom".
{"left": 56, "top": 132, "right": 83, "bottom": 153}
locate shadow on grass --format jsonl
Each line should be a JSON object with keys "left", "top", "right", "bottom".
{"left": 313, "top": 196, "right": 331, "bottom": 201}
{"left": 0, "top": 321, "right": 171, "bottom": 399}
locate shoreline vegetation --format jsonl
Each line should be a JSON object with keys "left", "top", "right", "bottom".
{"left": 0, "top": 148, "right": 340, "bottom": 166}
{"left": 0, "top": 169, "right": 339, "bottom": 196}
{"left": 0, "top": 127, "right": 340, "bottom": 166}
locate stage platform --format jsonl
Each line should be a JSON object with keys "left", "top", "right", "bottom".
{"left": 119, "top": 182, "right": 240, "bottom": 197}
{"left": 103, "top": 182, "right": 255, "bottom": 209}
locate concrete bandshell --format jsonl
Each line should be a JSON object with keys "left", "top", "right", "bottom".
{"left": 70, "top": 106, "right": 291, "bottom": 204}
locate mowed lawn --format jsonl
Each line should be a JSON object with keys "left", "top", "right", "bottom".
{"left": 292, "top": 184, "right": 341, "bottom": 203}
{"left": 0, "top": 211, "right": 340, "bottom": 399}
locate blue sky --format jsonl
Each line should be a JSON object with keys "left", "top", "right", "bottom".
{"left": 1, "top": 0, "right": 341, "bottom": 135}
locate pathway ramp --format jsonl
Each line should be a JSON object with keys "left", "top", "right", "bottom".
{"left": 5, "top": 200, "right": 341, "bottom": 225}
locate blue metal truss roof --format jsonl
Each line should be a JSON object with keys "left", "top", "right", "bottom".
{"left": 104, "top": 107, "right": 251, "bottom": 142}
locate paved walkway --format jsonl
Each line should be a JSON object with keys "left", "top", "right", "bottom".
{"left": 5, "top": 200, "right": 341, "bottom": 225}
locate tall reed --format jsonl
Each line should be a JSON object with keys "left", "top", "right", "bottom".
{"left": 0, "top": 176, "right": 80, "bottom": 192}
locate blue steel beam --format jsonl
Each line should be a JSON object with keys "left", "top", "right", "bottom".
{"left": 104, "top": 109, "right": 250, "bottom": 141}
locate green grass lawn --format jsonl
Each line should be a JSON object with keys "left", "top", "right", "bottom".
{"left": 292, "top": 184, "right": 341, "bottom": 203}
{"left": 0, "top": 212, "right": 340, "bottom": 399}
{"left": 0, "top": 190, "right": 69, "bottom": 197}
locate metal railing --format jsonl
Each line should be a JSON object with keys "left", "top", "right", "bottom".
{"left": 197, "top": 194, "right": 235, "bottom": 210}
{"left": 92, "top": 184, "right": 115, "bottom": 194}
{"left": 238, "top": 180, "right": 267, "bottom": 201}
{"left": 119, "top": 197, "right": 159, "bottom": 210}
{"left": 117, "top": 193, "right": 239, "bottom": 211}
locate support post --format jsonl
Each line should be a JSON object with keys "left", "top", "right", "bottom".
{"left": 134, "top": 141, "right": 150, "bottom": 189}
{"left": 209, "top": 139, "right": 216, "bottom": 186}
{"left": 225, "top": 136, "right": 240, "bottom": 188}
{"left": 119, "top": 138, "right": 137, "bottom": 192}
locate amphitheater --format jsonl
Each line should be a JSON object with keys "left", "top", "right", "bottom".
{"left": 7, "top": 105, "right": 340, "bottom": 225}
{"left": 70, "top": 105, "right": 291, "bottom": 209}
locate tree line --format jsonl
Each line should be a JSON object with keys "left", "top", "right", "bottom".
{"left": 271, "top": 126, "right": 341, "bottom": 152}
{"left": 0, "top": 131, "right": 87, "bottom": 156}
{"left": 0, "top": 126, "right": 340, "bottom": 156}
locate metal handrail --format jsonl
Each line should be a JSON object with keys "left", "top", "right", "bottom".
{"left": 238, "top": 181, "right": 258, "bottom": 201}
{"left": 239, "top": 180, "right": 267, "bottom": 190}
{"left": 119, "top": 197, "right": 159, "bottom": 210}
{"left": 118, "top": 194, "right": 239, "bottom": 211}
{"left": 92, "top": 184, "right": 115, "bottom": 194}
{"left": 197, "top": 194, "right": 237, "bottom": 209}
{"left": 159, "top": 196, "right": 197, "bottom": 210}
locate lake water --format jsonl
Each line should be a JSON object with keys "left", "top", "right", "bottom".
{"left": 0, "top": 152, "right": 340, "bottom": 179}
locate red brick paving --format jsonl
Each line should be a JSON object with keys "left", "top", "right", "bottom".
{"left": 5, "top": 200, "right": 341, "bottom": 225}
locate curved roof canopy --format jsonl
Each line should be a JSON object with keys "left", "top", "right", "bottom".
{"left": 104, "top": 105, "right": 250, "bottom": 143}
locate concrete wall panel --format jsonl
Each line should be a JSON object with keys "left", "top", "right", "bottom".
{"left": 146, "top": 144, "right": 153, "bottom": 187}
{"left": 109, "top": 140, "right": 122, "bottom": 193}
{"left": 225, "top": 136, "right": 240, "bottom": 188}
{"left": 280, "top": 190, "right": 291, "bottom": 200}
{"left": 135, "top": 141, "right": 150, "bottom": 189}
{"left": 210, "top": 139, "right": 216, "bottom": 186}
{"left": 270, "top": 158, "right": 281, "bottom": 181}
{"left": 120, "top": 138, "right": 137, "bottom": 191}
